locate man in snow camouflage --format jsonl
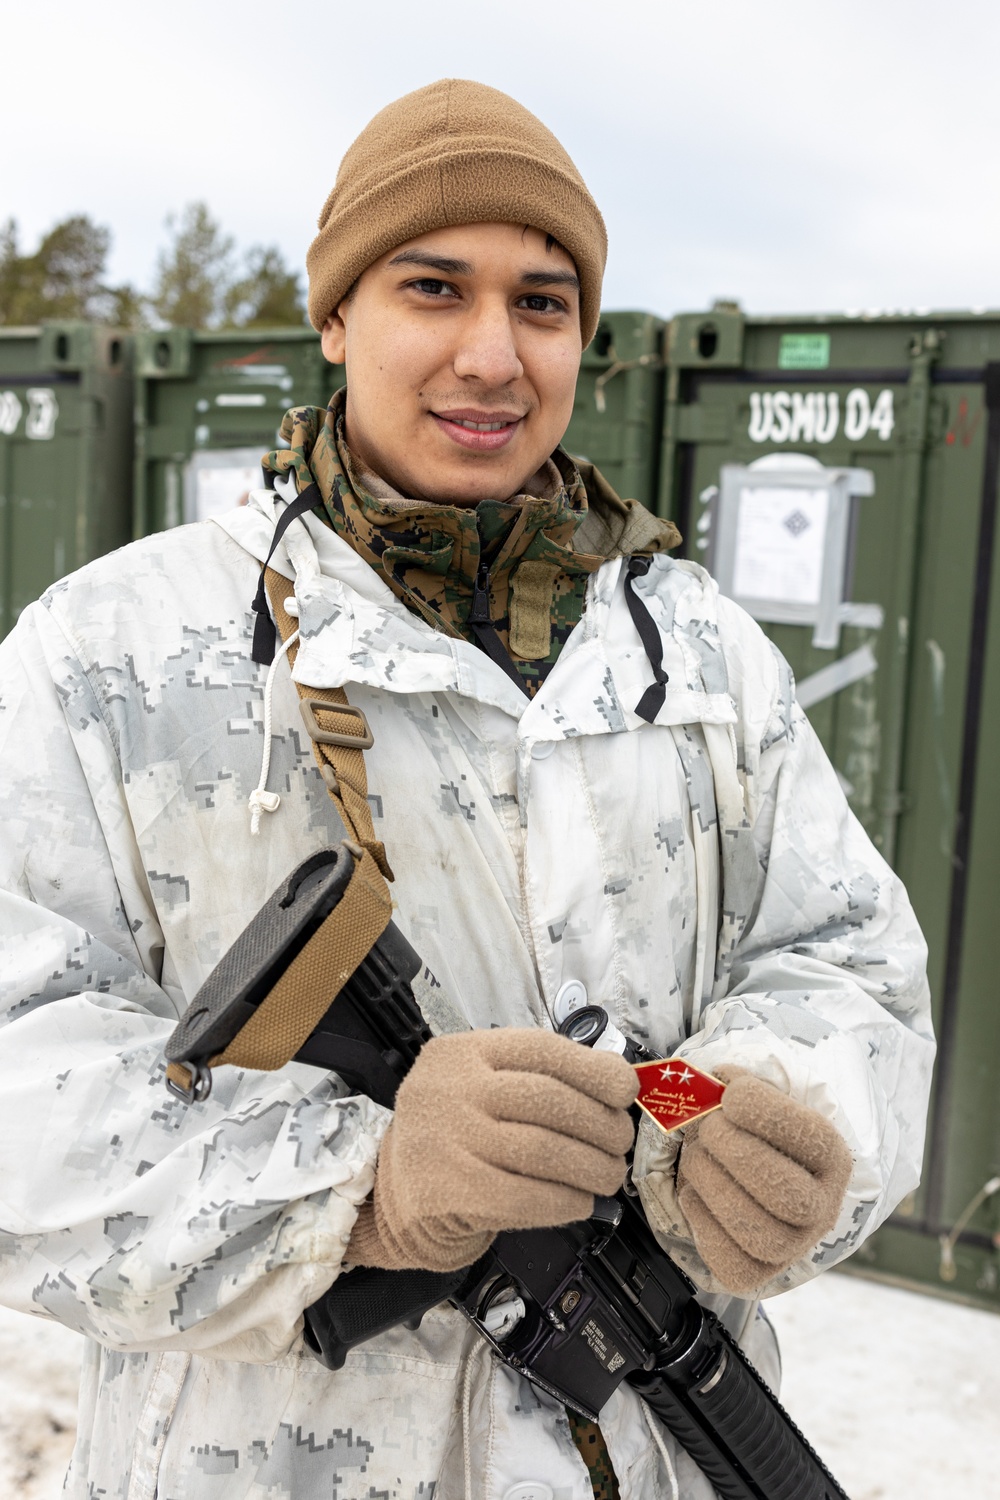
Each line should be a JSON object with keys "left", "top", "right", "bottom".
{"left": 0, "top": 79, "right": 933, "bottom": 1500}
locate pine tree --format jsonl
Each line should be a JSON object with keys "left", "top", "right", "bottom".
{"left": 0, "top": 215, "right": 141, "bottom": 325}
{"left": 222, "top": 245, "right": 307, "bottom": 329}
{"left": 149, "top": 203, "right": 234, "bottom": 329}
{"left": 0, "top": 206, "right": 306, "bottom": 331}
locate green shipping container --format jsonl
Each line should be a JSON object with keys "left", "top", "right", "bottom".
{"left": 564, "top": 310, "right": 665, "bottom": 510}
{"left": 0, "top": 322, "right": 133, "bottom": 637}
{"left": 133, "top": 328, "right": 346, "bottom": 536}
{"left": 659, "top": 307, "right": 1000, "bottom": 1310}
{"left": 134, "top": 311, "right": 666, "bottom": 538}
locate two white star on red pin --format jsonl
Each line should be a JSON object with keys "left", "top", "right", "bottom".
{"left": 634, "top": 1057, "right": 727, "bottom": 1132}
{"left": 660, "top": 1065, "right": 694, "bottom": 1084}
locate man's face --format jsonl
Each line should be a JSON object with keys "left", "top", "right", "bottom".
{"left": 321, "top": 222, "right": 582, "bottom": 505}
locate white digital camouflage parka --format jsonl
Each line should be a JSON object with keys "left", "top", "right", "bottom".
{"left": 0, "top": 480, "right": 933, "bottom": 1499}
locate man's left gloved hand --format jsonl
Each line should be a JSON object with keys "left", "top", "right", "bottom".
{"left": 676, "top": 1067, "right": 853, "bottom": 1295}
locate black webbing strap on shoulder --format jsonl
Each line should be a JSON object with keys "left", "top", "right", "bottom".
{"left": 251, "top": 483, "right": 322, "bottom": 665}
{"left": 623, "top": 556, "right": 669, "bottom": 723}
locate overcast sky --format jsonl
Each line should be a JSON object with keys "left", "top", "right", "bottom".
{"left": 4, "top": 0, "right": 999, "bottom": 320}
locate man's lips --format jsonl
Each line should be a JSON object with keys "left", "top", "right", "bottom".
{"left": 430, "top": 408, "right": 525, "bottom": 452}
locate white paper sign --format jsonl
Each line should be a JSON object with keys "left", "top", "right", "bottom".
{"left": 195, "top": 465, "right": 258, "bottom": 521}
{"left": 731, "top": 485, "right": 829, "bottom": 607}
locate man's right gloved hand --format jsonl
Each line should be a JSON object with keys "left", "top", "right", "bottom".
{"left": 346, "top": 1028, "right": 639, "bottom": 1272}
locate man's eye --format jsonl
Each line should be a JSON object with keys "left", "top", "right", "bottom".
{"left": 411, "top": 278, "right": 456, "bottom": 297}
{"left": 519, "top": 294, "right": 564, "bottom": 314}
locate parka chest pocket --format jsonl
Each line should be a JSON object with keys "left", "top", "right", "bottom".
{"left": 522, "top": 721, "right": 719, "bottom": 1060}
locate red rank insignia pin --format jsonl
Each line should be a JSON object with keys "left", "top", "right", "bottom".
{"left": 633, "top": 1057, "right": 726, "bottom": 1133}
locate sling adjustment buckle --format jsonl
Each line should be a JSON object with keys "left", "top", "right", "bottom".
{"left": 300, "top": 698, "right": 374, "bottom": 750}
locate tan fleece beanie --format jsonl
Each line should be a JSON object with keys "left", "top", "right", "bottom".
{"left": 307, "top": 78, "right": 607, "bottom": 346}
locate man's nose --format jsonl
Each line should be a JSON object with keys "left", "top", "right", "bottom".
{"left": 452, "top": 299, "right": 524, "bottom": 388}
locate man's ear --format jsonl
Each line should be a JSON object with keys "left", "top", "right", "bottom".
{"left": 321, "top": 308, "right": 348, "bottom": 366}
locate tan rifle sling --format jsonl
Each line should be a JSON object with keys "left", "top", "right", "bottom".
{"left": 164, "top": 567, "right": 394, "bottom": 1092}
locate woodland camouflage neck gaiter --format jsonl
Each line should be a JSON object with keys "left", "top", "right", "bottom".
{"left": 263, "top": 390, "right": 679, "bottom": 698}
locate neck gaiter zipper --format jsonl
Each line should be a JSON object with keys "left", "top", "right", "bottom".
{"left": 468, "top": 559, "right": 529, "bottom": 694}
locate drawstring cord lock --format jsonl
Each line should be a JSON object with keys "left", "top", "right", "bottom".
{"left": 248, "top": 788, "right": 281, "bottom": 836}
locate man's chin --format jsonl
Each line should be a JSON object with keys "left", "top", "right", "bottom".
{"left": 405, "top": 450, "right": 540, "bottom": 507}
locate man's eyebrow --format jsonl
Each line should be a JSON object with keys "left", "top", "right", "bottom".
{"left": 386, "top": 250, "right": 474, "bottom": 275}
{"left": 385, "top": 250, "right": 580, "bottom": 293}
{"left": 520, "top": 269, "right": 581, "bottom": 291}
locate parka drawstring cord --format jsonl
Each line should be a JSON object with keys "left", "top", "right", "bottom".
{"left": 641, "top": 1400, "right": 679, "bottom": 1500}
{"left": 248, "top": 621, "right": 299, "bottom": 835}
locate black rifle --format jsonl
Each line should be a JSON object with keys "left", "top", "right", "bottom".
{"left": 167, "top": 846, "right": 850, "bottom": 1500}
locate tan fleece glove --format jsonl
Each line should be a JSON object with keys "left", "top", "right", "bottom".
{"left": 347, "top": 1028, "right": 639, "bottom": 1272}
{"left": 677, "top": 1068, "right": 853, "bottom": 1295}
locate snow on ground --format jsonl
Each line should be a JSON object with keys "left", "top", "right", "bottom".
{"left": 0, "top": 1306, "right": 80, "bottom": 1499}
{"left": 771, "top": 1271, "right": 1000, "bottom": 1500}
{"left": 0, "top": 1270, "right": 998, "bottom": 1498}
